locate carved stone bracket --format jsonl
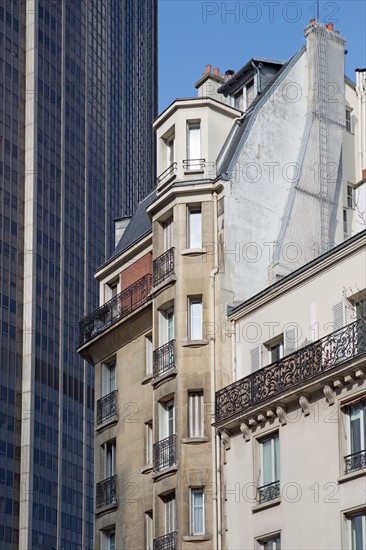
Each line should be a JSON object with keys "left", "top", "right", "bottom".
{"left": 240, "top": 422, "right": 251, "bottom": 442}
{"left": 299, "top": 395, "right": 311, "bottom": 416}
{"left": 276, "top": 406, "right": 287, "bottom": 426}
{"left": 323, "top": 384, "right": 335, "bottom": 405}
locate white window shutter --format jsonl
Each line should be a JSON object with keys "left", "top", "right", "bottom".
{"left": 332, "top": 301, "right": 345, "bottom": 330}
{"left": 250, "top": 346, "right": 262, "bottom": 372}
{"left": 284, "top": 326, "right": 298, "bottom": 355}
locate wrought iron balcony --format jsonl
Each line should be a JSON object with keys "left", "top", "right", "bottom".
{"left": 257, "top": 480, "right": 280, "bottom": 504}
{"left": 153, "top": 248, "right": 175, "bottom": 287}
{"left": 153, "top": 434, "right": 177, "bottom": 472}
{"left": 183, "top": 158, "right": 206, "bottom": 170}
{"left": 157, "top": 162, "right": 177, "bottom": 186}
{"left": 96, "top": 390, "right": 118, "bottom": 425}
{"left": 216, "top": 319, "right": 366, "bottom": 424}
{"left": 153, "top": 340, "right": 175, "bottom": 378}
{"left": 153, "top": 531, "right": 177, "bottom": 550}
{"left": 95, "top": 475, "right": 117, "bottom": 509}
{"left": 79, "top": 274, "right": 152, "bottom": 346}
{"left": 344, "top": 449, "right": 366, "bottom": 474}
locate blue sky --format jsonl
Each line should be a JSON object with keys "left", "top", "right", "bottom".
{"left": 158, "top": 0, "right": 366, "bottom": 112}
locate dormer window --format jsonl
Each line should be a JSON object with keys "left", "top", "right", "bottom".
{"left": 234, "top": 78, "right": 256, "bottom": 112}
{"left": 246, "top": 78, "right": 255, "bottom": 109}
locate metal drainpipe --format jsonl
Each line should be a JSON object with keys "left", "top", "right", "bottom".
{"left": 251, "top": 61, "right": 261, "bottom": 95}
{"left": 210, "top": 191, "right": 219, "bottom": 550}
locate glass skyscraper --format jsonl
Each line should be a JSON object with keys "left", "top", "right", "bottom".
{"left": 0, "top": 1, "right": 157, "bottom": 548}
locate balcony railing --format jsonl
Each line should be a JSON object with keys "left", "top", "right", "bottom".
{"left": 344, "top": 449, "right": 366, "bottom": 474}
{"left": 153, "top": 532, "right": 177, "bottom": 550}
{"left": 157, "top": 162, "right": 177, "bottom": 186}
{"left": 153, "top": 434, "right": 177, "bottom": 472}
{"left": 96, "top": 475, "right": 117, "bottom": 509}
{"left": 216, "top": 320, "right": 366, "bottom": 424}
{"left": 79, "top": 274, "right": 152, "bottom": 346}
{"left": 183, "top": 158, "right": 206, "bottom": 170}
{"left": 257, "top": 480, "right": 280, "bottom": 504}
{"left": 96, "top": 390, "right": 118, "bottom": 425}
{"left": 153, "top": 340, "right": 175, "bottom": 378}
{"left": 153, "top": 248, "right": 174, "bottom": 287}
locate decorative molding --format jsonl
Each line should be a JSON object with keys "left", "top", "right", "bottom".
{"left": 299, "top": 395, "right": 311, "bottom": 416}
{"left": 257, "top": 413, "right": 266, "bottom": 423}
{"left": 240, "top": 423, "right": 251, "bottom": 442}
{"left": 276, "top": 406, "right": 287, "bottom": 426}
{"left": 323, "top": 385, "right": 335, "bottom": 405}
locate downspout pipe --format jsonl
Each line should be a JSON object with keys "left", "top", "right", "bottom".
{"left": 251, "top": 61, "right": 261, "bottom": 96}
{"left": 210, "top": 191, "right": 220, "bottom": 550}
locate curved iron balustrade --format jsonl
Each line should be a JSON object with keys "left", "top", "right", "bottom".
{"left": 153, "top": 247, "right": 175, "bottom": 287}
{"left": 216, "top": 320, "right": 366, "bottom": 423}
{"left": 153, "top": 434, "right": 177, "bottom": 472}
{"left": 95, "top": 475, "right": 117, "bottom": 509}
{"left": 96, "top": 390, "right": 118, "bottom": 425}
{"left": 153, "top": 531, "right": 177, "bottom": 550}
{"left": 79, "top": 274, "right": 152, "bottom": 346}
{"left": 344, "top": 449, "right": 366, "bottom": 474}
{"left": 257, "top": 480, "right": 280, "bottom": 504}
{"left": 153, "top": 339, "right": 175, "bottom": 378}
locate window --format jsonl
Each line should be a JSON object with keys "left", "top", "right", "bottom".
{"left": 187, "top": 207, "right": 202, "bottom": 248}
{"left": 258, "top": 433, "right": 280, "bottom": 504}
{"left": 163, "top": 217, "right": 173, "bottom": 251}
{"left": 103, "top": 441, "right": 116, "bottom": 479}
{"left": 145, "top": 334, "right": 153, "bottom": 376}
{"left": 344, "top": 398, "right": 366, "bottom": 474}
{"left": 188, "top": 297, "right": 202, "bottom": 340}
{"left": 164, "top": 493, "right": 176, "bottom": 534}
{"left": 343, "top": 208, "right": 349, "bottom": 236}
{"left": 346, "top": 108, "right": 353, "bottom": 133}
{"left": 245, "top": 79, "right": 255, "bottom": 109}
{"left": 105, "top": 277, "right": 119, "bottom": 302}
{"left": 265, "top": 336, "right": 284, "bottom": 364}
{"left": 100, "top": 529, "right": 115, "bottom": 550}
{"left": 234, "top": 89, "right": 243, "bottom": 111}
{"left": 187, "top": 122, "right": 201, "bottom": 169}
{"left": 188, "top": 391, "right": 204, "bottom": 438}
{"left": 159, "top": 399, "right": 175, "bottom": 439}
{"left": 145, "top": 421, "right": 153, "bottom": 466}
{"left": 257, "top": 534, "right": 281, "bottom": 549}
{"left": 165, "top": 134, "right": 175, "bottom": 168}
{"left": 350, "top": 512, "right": 366, "bottom": 549}
{"left": 102, "top": 361, "right": 116, "bottom": 397}
{"left": 145, "top": 511, "right": 153, "bottom": 550}
{"left": 159, "top": 307, "right": 174, "bottom": 345}
{"left": 347, "top": 184, "right": 355, "bottom": 209}
{"left": 190, "top": 488, "right": 205, "bottom": 535}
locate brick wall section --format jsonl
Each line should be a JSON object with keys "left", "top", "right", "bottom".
{"left": 121, "top": 252, "right": 152, "bottom": 290}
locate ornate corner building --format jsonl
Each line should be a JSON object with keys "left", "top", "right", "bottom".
{"left": 78, "top": 21, "right": 366, "bottom": 550}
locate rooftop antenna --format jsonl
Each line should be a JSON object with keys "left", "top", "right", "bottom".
{"left": 316, "top": 0, "right": 320, "bottom": 20}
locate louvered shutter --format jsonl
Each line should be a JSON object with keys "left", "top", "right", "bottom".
{"left": 284, "top": 326, "right": 298, "bottom": 355}
{"left": 332, "top": 301, "right": 345, "bottom": 330}
{"left": 250, "top": 346, "right": 262, "bottom": 372}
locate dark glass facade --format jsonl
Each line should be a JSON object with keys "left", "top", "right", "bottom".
{"left": 0, "top": 1, "right": 157, "bottom": 548}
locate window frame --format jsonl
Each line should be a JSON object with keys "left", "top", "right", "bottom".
{"left": 145, "top": 421, "right": 153, "bottom": 466}
{"left": 103, "top": 440, "right": 116, "bottom": 479}
{"left": 100, "top": 528, "right": 116, "bottom": 550}
{"left": 188, "top": 296, "right": 203, "bottom": 340}
{"left": 164, "top": 492, "right": 176, "bottom": 534}
{"left": 101, "top": 360, "right": 116, "bottom": 397}
{"left": 344, "top": 509, "right": 366, "bottom": 550}
{"left": 145, "top": 510, "right": 153, "bottom": 550}
{"left": 188, "top": 391, "right": 204, "bottom": 438}
{"left": 347, "top": 184, "right": 355, "bottom": 209}
{"left": 145, "top": 333, "right": 153, "bottom": 376}
{"left": 343, "top": 208, "right": 349, "bottom": 236}
{"left": 186, "top": 120, "right": 201, "bottom": 169}
{"left": 187, "top": 206, "right": 202, "bottom": 249}
{"left": 189, "top": 487, "right": 205, "bottom": 536}
{"left": 256, "top": 533, "right": 281, "bottom": 550}
{"left": 346, "top": 108, "right": 353, "bottom": 133}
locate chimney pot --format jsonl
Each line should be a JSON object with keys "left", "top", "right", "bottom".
{"left": 214, "top": 67, "right": 219, "bottom": 76}
{"left": 310, "top": 18, "right": 316, "bottom": 23}
{"left": 326, "top": 23, "right": 334, "bottom": 31}
{"left": 206, "top": 64, "right": 211, "bottom": 74}
{"left": 225, "top": 69, "right": 235, "bottom": 80}
{"left": 220, "top": 74, "right": 226, "bottom": 80}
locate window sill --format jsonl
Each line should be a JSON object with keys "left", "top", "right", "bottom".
{"left": 338, "top": 469, "right": 366, "bottom": 484}
{"left": 182, "top": 437, "right": 209, "bottom": 444}
{"left": 141, "top": 464, "right": 153, "bottom": 475}
{"left": 184, "top": 169, "right": 205, "bottom": 175}
{"left": 152, "top": 274, "right": 176, "bottom": 295}
{"left": 183, "top": 535, "right": 211, "bottom": 542}
{"left": 181, "top": 248, "right": 207, "bottom": 256}
{"left": 96, "top": 415, "right": 118, "bottom": 433}
{"left": 252, "top": 497, "right": 281, "bottom": 513}
{"left": 141, "top": 373, "right": 153, "bottom": 385}
{"left": 181, "top": 339, "right": 208, "bottom": 348}
{"left": 152, "top": 463, "right": 178, "bottom": 481}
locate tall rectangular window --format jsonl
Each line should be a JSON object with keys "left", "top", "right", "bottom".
{"left": 347, "top": 184, "right": 355, "bottom": 209}
{"left": 257, "top": 534, "right": 281, "bottom": 549}
{"left": 145, "top": 511, "right": 153, "bottom": 550}
{"left": 164, "top": 493, "right": 176, "bottom": 534}
{"left": 187, "top": 122, "right": 201, "bottom": 169}
{"left": 104, "top": 441, "right": 116, "bottom": 478}
{"left": 145, "top": 421, "right": 153, "bottom": 466}
{"left": 163, "top": 217, "right": 173, "bottom": 251}
{"left": 350, "top": 512, "right": 366, "bottom": 549}
{"left": 258, "top": 433, "right": 280, "bottom": 504}
{"left": 100, "top": 529, "right": 116, "bottom": 550}
{"left": 190, "top": 488, "right": 205, "bottom": 535}
{"left": 166, "top": 134, "right": 175, "bottom": 167}
{"left": 245, "top": 79, "right": 255, "bottom": 109}
{"left": 159, "top": 307, "right": 174, "bottom": 345}
{"left": 145, "top": 334, "right": 153, "bottom": 376}
{"left": 345, "top": 399, "right": 366, "bottom": 474}
{"left": 188, "top": 297, "right": 202, "bottom": 340}
{"left": 159, "top": 399, "right": 175, "bottom": 440}
{"left": 188, "top": 391, "right": 204, "bottom": 438}
{"left": 346, "top": 108, "right": 353, "bottom": 133}
{"left": 188, "top": 207, "right": 202, "bottom": 248}
{"left": 343, "top": 208, "right": 349, "bottom": 236}
{"left": 102, "top": 361, "right": 116, "bottom": 396}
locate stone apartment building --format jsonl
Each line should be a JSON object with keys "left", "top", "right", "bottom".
{"left": 77, "top": 21, "right": 366, "bottom": 550}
